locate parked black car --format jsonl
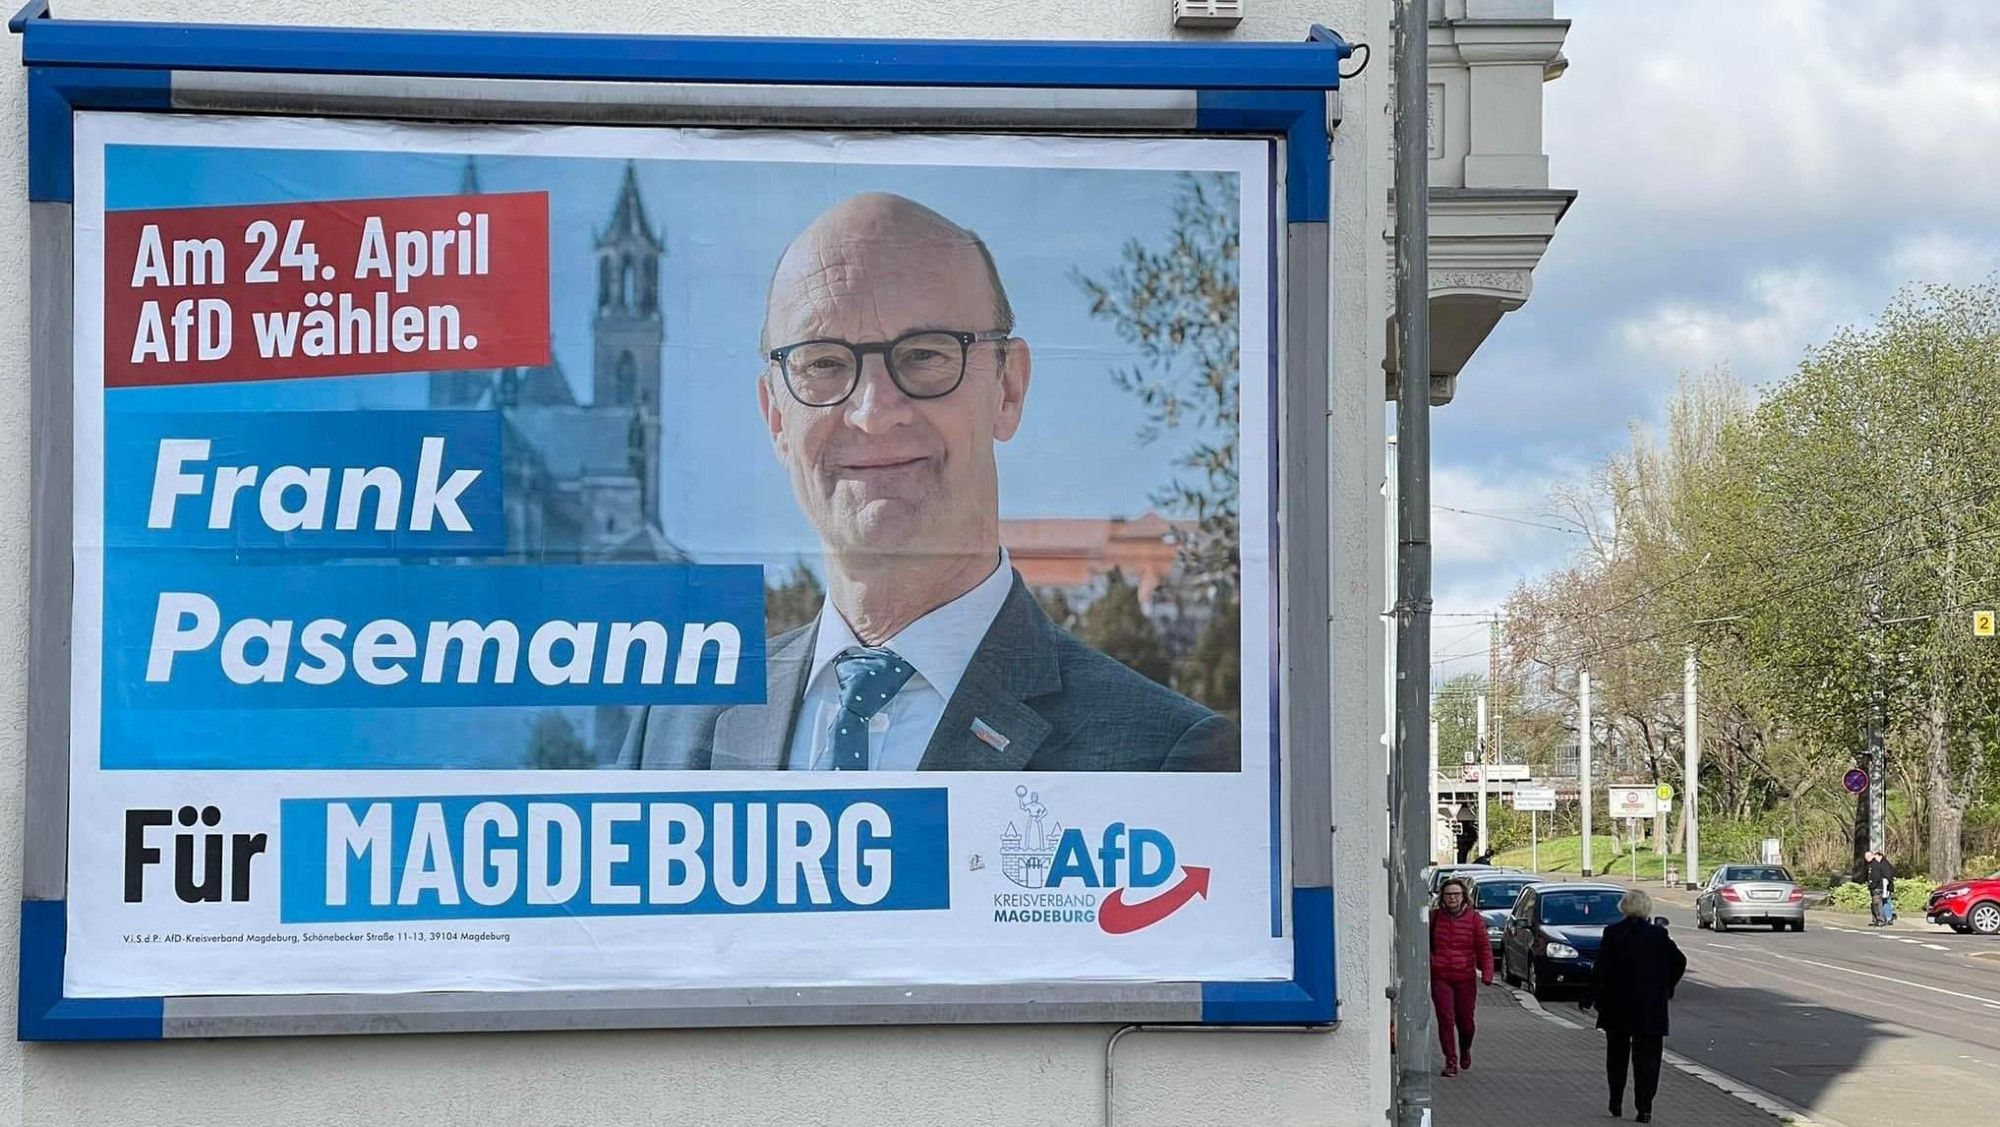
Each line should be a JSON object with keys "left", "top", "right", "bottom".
{"left": 1465, "top": 871, "right": 1538, "bottom": 954}
{"left": 1501, "top": 882, "right": 1627, "bottom": 1001}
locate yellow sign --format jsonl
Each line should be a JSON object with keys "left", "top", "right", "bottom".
{"left": 1656, "top": 784, "right": 1675, "bottom": 802}
{"left": 1976, "top": 609, "right": 1996, "bottom": 638}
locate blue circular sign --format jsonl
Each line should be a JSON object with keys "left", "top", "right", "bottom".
{"left": 1843, "top": 768, "right": 1869, "bottom": 795}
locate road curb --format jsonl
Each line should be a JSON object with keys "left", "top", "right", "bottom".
{"left": 1503, "top": 987, "right": 1849, "bottom": 1127}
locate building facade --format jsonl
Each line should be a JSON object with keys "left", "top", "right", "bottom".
{"left": 430, "top": 160, "right": 682, "bottom": 565}
{"left": 0, "top": 2, "right": 1568, "bottom": 1124}
{"left": 1003, "top": 512, "right": 1212, "bottom": 653}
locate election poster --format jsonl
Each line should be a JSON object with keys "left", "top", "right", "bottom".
{"left": 63, "top": 112, "right": 1286, "bottom": 998}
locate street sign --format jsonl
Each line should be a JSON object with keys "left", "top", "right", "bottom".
{"left": 1843, "top": 767, "right": 1868, "bottom": 795}
{"left": 1655, "top": 783, "right": 1674, "bottom": 803}
{"left": 1460, "top": 763, "right": 1531, "bottom": 783}
{"left": 1513, "top": 784, "right": 1556, "bottom": 812}
{"left": 1976, "top": 609, "right": 1996, "bottom": 638}
{"left": 1607, "top": 785, "right": 1660, "bottom": 819}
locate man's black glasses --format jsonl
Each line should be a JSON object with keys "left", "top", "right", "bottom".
{"left": 768, "top": 329, "right": 1009, "bottom": 407}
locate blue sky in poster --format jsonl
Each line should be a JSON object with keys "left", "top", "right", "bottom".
{"left": 100, "top": 142, "right": 1241, "bottom": 768}
{"left": 105, "top": 144, "right": 1224, "bottom": 567}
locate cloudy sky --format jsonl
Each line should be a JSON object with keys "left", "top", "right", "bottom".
{"left": 1428, "top": 1, "right": 2000, "bottom": 682}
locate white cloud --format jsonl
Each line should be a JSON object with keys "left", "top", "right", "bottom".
{"left": 1432, "top": 464, "right": 1579, "bottom": 569}
{"left": 1882, "top": 232, "right": 2000, "bottom": 287}
{"left": 1551, "top": 3, "right": 2000, "bottom": 225}
{"left": 1612, "top": 264, "right": 1863, "bottom": 381}
{"left": 1612, "top": 238, "right": 2000, "bottom": 392}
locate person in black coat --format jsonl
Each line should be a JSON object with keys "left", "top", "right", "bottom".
{"left": 1865, "top": 851, "right": 1896, "bottom": 926}
{"left": 1583, "top": 889, "right": 1688, "bottom": 1123}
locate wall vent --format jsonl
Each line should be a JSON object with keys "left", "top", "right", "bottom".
{"left": 1173, "top": 0, "right": 1245, "bottom": 30}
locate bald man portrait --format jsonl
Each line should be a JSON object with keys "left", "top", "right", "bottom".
{"left": 620, "top": 192, "right": 1239, "bottom": 772}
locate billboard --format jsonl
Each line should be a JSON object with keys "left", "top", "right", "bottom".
{"left": 61, "top": 112, "right": 1287, "bottom": 1001}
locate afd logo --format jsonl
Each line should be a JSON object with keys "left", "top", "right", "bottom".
{"left": 1048, "top": 822, "right": 1211, "bottom": 934}
{"left": 993, "top": 787, "right": 1209, "bottom": 934}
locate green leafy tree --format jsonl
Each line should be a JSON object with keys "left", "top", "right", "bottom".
{"left": 1175, "top": 591, "right": 1240, "bottom": 717}
{"left": 1036, "top": 587, "right": 1079, "bottom": 632}
{"left": 1074, "top": 171, "right": 1241, "bottom": 590}
{"left": 526, "top": 710, "right": 593, "bottom": 769}
{"left": 1432, "top": 673, "right": 1487, "bottom": 771}
{"left": 1075, "top": 568, "right": 1173, "bottom": 687}
{"left": 1500, "top": 286, "right": 2000, "bottom": 882}
{"left": 1738, "top": 284, "right": 2000, "bottom": 879}
{"left": 764, "top": 560, "right": 824, "bottom": 635}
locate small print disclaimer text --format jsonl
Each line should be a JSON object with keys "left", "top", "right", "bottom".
{"left": 122, "top": 929, "right": 514, "bottom": 945}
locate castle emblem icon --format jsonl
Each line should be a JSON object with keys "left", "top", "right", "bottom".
{"left": 1000, "top": 785, "right": 1064, "bottom": 889}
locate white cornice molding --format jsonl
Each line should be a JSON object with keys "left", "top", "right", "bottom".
{"left": 1381, "top": 187, "right": 1576, "bottom": 405}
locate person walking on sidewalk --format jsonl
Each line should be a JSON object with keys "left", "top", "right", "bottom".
{"left": 1428, "top": 877, "right": 1494, "bottom": 1078}
{"left": 1585, "top": 888, "right": 1686, "bottom": 1123}
{"left": 1866, "top": 851, "right": 1897, "bottom": 927}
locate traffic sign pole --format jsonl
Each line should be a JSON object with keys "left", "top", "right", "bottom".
{"left": 1685, "top": 643, "right": 1700, "bottom": 890}
{"left": 1581, "top": 671, "right": 1593, "bottom": 877}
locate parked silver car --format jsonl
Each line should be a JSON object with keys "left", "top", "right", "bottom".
{"left": 1424, "top": 863, "right": 1522, "bottom": 901}
{"left": 1696, "top": 864, "right": 1806, "bottom": 932}
{"left": 1464, "top": 870, "right": 1539, "bottom": 953}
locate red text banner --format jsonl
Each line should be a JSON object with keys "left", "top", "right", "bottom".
{"left": 102, "top": 192, "right": 550, "bottom": 388}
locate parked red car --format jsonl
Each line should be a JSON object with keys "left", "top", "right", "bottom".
{"left": 1926, "top": 873, "right": 2000, "bottom": 936}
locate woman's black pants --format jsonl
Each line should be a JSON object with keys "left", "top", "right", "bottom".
{"left": 1606, "top": 1030, "right": 1663, "bottom": 1113}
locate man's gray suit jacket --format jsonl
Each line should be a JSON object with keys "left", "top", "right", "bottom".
{"left": 617, "top": 572, "right": 1240, "bottom": 772}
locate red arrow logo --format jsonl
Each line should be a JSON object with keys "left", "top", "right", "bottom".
{"left": 1097, "top": 866, "right": 1211, "bottom": 934}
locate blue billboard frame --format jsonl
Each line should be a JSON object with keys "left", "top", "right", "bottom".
{"left": 13, "top": 0, "right": 1349, "bottom": 1040}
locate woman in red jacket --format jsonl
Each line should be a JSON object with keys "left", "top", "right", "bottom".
{"left": 1429, "top": 877, "right": 1494, "bottom": 1077}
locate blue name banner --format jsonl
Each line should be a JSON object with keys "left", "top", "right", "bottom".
{"left": 103, "top": 560, "right": 766, "bottom": 709}
{"left": 106, "top": 410, "right": 506, "bottom": 555}
{"left": 278, "top": 789, "right": 951, "bottom": 923}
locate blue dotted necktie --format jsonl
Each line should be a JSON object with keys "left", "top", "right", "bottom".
{"left": 828, "top": 647, "right": 916, "bottom": 770}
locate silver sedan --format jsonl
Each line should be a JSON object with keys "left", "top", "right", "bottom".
{"left": 1696, "top": 864, "right": 1807, "bottom": 932}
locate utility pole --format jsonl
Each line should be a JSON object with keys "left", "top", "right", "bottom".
{"left": 1476, "top": 694, "right": 1489, "bottom": 855}
{"left": 1684, "top": 644, "right": 1700, "bottom": 890}
{"left": 1864, "top": 586, "right": 1886, "bottom": 859}
{"left": 1428, "top": 717, "right": 1440, "bottom": 864}
{"left": 1489, "top": 618, "right": 1503, "bottom": 763}
{"left": 1580, "top": 670, "right": 1594, "bottom": 877}
{"left": 1390, "top": 0, "right": 1434, "bottom": 1122}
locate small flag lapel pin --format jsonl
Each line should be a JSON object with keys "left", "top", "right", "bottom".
{"left": 971, "top": 718, "right": 1011, "bottom": 752}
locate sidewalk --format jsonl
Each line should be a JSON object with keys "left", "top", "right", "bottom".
{"left": 1430, "top": 983, "right": 1801, "bottom": 1125}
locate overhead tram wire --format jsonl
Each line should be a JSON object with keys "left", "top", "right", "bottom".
{"left": 1489, "top": 478, "right": 2000, "bottom": 665}
{"left": 1565, "top": 477, "right": 2000, "bottom": 628}
{"left": 1543, "top": 518, "right": 2000, "bottom": 670}
{"left": 1432, "top": 505, "right": 1589, "bottom": 537}
{"left": 1548, "top": 521, "right": 2000, "bottom": 670}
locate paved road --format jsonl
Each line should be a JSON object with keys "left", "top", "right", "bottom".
{"left": 1653, "top": 899, "right": 2000, "bottom": 1126}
